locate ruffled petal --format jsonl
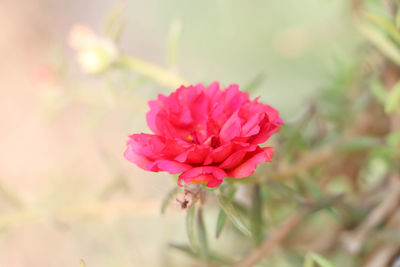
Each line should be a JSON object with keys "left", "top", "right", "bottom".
{"left": 204, "top": 143, "right": 233, "bottom": 165}
{"left": 179, "top": 166, "right": 227, "bottom": 186}
{"left": 125, "top": 133, "right": 165, "bottom": 159}
{"left": 147, "top": 159, "right": 192, "bottom": 174}
{"left": 219, "top": 144, "right": 257, "bottom": 169}
{"left": 219, "top": 111, "right": 241, "bottom": 143}
{"left": 227, "top": 147, "right": 274, "bottom": 178}
{"left": 175, "top": 145, "right": 211, "bottom": 164}
{"left": 124, "top": 147, "right": 153, "bottom": 170}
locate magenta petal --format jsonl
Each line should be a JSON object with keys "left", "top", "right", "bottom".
{"left": 204, "top": 143, "right": 233, "bottom": 164}
{"left": 219, "top": 145, "right": 257, "bottom": 169}
{"left": 180, "top": 166, "right": 227, "bottom": 180}
{"left": 126, "top": 133, "right": 165, "bottom": 156}
{"left": 124, "top": 147, "right": 153, "bottom": 170}
{"left": 175, "top": 145, "right": 211, "bottom": 164}
{"left": 178, "top": 166, "right": 227, "bottom": 186}
{"left": 228, "top": 147, "right": 274, "bottom": 178}
{"left": 249, "top": 118, "right": 281, "bottom": 145}
{"left": 219, "top": 112, "right": 241, "bottom": 143}
{"left": 147, "top": 160, "right": 192, "bottom": 174}
{"left": 206, "top": 178, "right": 223, "bottom": 188}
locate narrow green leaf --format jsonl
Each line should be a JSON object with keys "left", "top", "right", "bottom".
{"left": 358, "top": 22, "right": 400, "bottom": 64}
{"left": 104, "top": 3, "right": 127, "bottom": 41}
{"left": 304, "top": 252, "right": 335, "bottom": 267}
{"left": 196, "top": 208, "right": 209, "bottom": 263}
{"left": 251, "top": 184, "right": 263, "bottom": 246}
{"left": 186, "top": 205, "right": 197, "bottom": 251}
{"left": 110, "top": 22, "right": 126, "bottom": 43}
{"left": 209, "top": 253, "right": 233, "bottom": 265}
{"left": 167, "top": 19, "right": 182, "bottom": 67}
{"left": 339, "top": 136, "right": 383, "bottom": 151}
{"left": 161, "top": 187, "right": 180, "bottom": 214}
{"left": 216, "top": 192, "right": 251, "bottom": 237}
{"left": 169, "top": 243, "right": 232, "bottom": 264}
{"left": 215, "top": 209, "right": 227, "bottom": 239}
{"left": 215, "top": 186, "right": 237, "bottom": 238}
{"left": 308, "top": 194, "right": 344, "bottom": 214}
{"left": 370, "top": 78, "right": 388, "bottom": 104}
{"left": 366, "top": 13, "right": 400, "bottom": 45}
{"left": 385, "top": 81, "right": 400, "bottom": 114}
{"left": 169, "top": 243, "right": 197, "bottom": 258}
{"left": 267, "top": 179, "right": 309, "bottom": 204}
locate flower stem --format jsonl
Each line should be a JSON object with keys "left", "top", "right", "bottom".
{"left": 197, "top": 207, "right": 210, "bottom": 264}
{"left": 251, "top": 184, "right": 263, "bottom": 246}
{"left": 117, "top": 55, "right": 187, "bottom": 89}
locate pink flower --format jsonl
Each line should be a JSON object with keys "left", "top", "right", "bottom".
{"left": 124, "top": 82, "right": 283, "bottom": 188}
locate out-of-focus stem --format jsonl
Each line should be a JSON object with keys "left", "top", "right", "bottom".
{"left": 263, "top": 143, "right": 336, "bottom": 181}
{"left": 232, "top": 210, "right": 305, "bottom": 267}
{"left": 196, "top": 207, "right": 210, "bottom": 264}
{"left": 117, "top": 55, "right": 187, "bottom": 89}
{"left": 251, "top": 184, "right": 263, "bottom": 246}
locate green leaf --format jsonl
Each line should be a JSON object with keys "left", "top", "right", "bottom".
{"left": 80, "top": 260, "right": 86, "bottom": 267}
{"left": 215, "top": 210, "right": 227, "bottom": 239}
{"left": 169, "top": 243, "right": 232, "bottom": 264}
{"left": 169, "top": 243, "right": 197, "bottom": 258}
{"left": 196, "top": 208, "right": 209, "bottom": 263}
{"left": 216, "top": 192, "right": 251, "bottom": 237}
{"left": 358, "top": 22, "right": 400, "bottom": 64}
{"left": 304, "top": 252, "right": 335, "bottom": 267}
{"left": 370, "top": 77, "right": 388, "bottom": 104}
{"left": 267, "top": 179, "right": 309, "bottom": 204}
{"left": 215, "top": 186, "right": 237, "bottom": 238}
{"left": 104, "top": 3, "right": 127, "bottom": 42}
{"left": 366, "top": 13, "right": 400, "bottom": 45}
{"left": 160, "top": 187, "right": 180, "bottom": 214}
{"left": 167, "top": 19, "right": 182, "bottom": 67}
{"left": 385, "top": 81, "right": 400, "bottom": 114}
{"left": 387, "top": 130, "right": 400, "bottom": 147}
{"left": 186, "top": 205, "right": 197, "bottom": 251}
{"left": 339, "top": 136, "right": 383, "bottom": 151}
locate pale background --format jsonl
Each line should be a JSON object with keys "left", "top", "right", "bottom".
{"left": 0, "top": 0, "right": 359, "bottom": 266}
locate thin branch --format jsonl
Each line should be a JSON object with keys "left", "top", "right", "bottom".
{"left": 232, "top": 210, "right": 305, "bottom": 267}
{"left": 117, "top": 55, "right": 187, "bottom": 89}
{"left": 341, "top": 175, "right": 400, "bottom": 254}
{"left": 263, "top": 144, "right": 336, "bottom": 181}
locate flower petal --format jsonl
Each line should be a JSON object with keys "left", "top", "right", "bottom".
{"left": 179, "top": 166, "right": 227, "bottom": 186}
{"left": 204, "top": 143, "right": 233, "bottom": 165}
{"left": 124, "top": 148, "right": 153, "bottom": 170}
{"left": 147, "top": 160, "right": 192, "bottom": 174}
{"left": 219, "top": 145, "right": 257, "bottom": 169}
{"left": 227, "top": 147, "right": 274, "bottom": 178}
{"left": 219, "top": 112, "right": 241, "bottom": 143}
{"left": 175, "top": 145, "right": 211, "bottom": 164}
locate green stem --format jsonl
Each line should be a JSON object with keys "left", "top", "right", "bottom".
{"left": 186, "top": 205, "right": 197, "bottom": 252}
{"left": 117, "top": 55, "right": 187, "bottom": 89}
{"left": 197, "top": 207, "right": 210, "bottom": 264}
{"left": 251, "top": 184, "right": 263, "bottom": 246}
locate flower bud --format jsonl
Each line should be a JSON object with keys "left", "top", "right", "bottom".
{"left": 68, "top": 24, "right": 118, "bottom": 74}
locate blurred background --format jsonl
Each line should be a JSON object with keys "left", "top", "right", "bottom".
{"left": 0, "top": 0, "right": 368, "bottom": 266}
